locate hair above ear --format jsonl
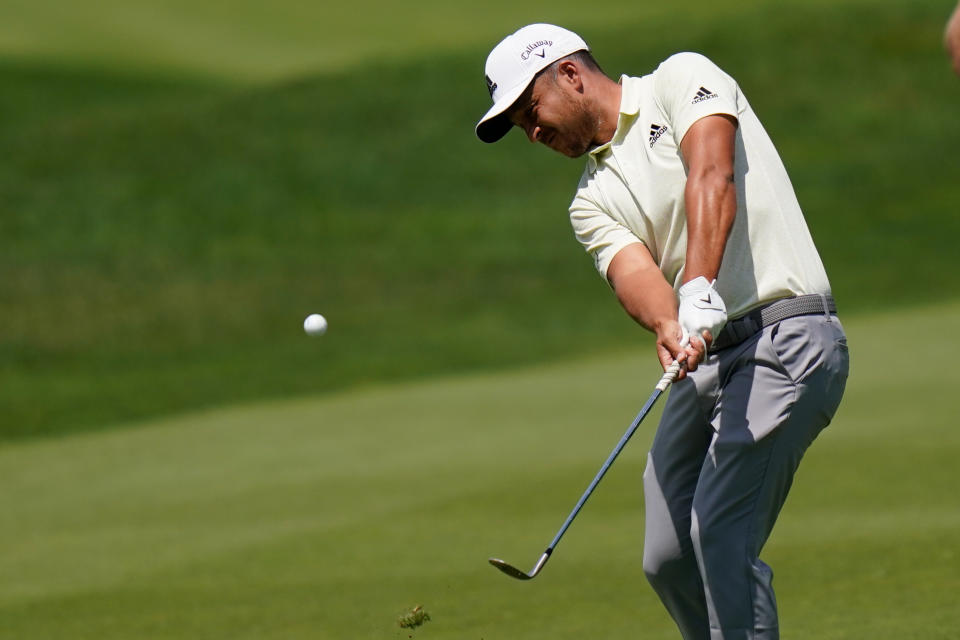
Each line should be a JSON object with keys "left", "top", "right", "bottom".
{"left": 570, "top": 50, "right": 603, "bottom": 73}
{"left": 541, "top": 50, "right": 603, "bottom": 86}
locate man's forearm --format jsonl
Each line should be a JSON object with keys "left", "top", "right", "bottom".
{"left": 607, "top": 247, "right": 679, "bottom": 333}
{"left": 683, "top": 169, "right": 736, "bottom": 282}
{"left": 679, "top": 114, "right": 739, "bottom": 283}
{"left": 606, "top": 242, "right": 705, "bottom": 376}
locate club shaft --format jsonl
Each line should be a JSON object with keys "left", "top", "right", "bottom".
{"left": 490, "top": 360, "right": 683, "bottom": 580}
{"left": 545, "top": 385, "right": 666, "bottom": 553}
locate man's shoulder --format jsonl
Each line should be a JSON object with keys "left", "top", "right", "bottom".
{"left": 624, "top": 52, "right": 718, "bottom": 82}
{"left": 653, "top": 51, "right": 721, "bottom": 77}
{"left": 649, "top": 52, "right": 739, "bottom": 109}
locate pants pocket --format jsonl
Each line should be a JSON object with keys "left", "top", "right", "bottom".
{"left": 766, "top": 316, "right": 848, "bottom": 385}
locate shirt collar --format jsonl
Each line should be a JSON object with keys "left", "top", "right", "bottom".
{"left": 586, "top": 75, "right": 640, "bottom": 173}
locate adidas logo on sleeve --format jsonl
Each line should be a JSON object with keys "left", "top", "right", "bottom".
{"left": 692, "top": 86, "right": 718, "bottom": 104}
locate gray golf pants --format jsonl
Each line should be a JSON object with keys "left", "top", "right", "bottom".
{"left": 642, "top": 313, "right": 849, "bottom": 640}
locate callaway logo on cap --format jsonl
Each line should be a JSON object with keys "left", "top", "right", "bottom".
{"left": 475, "top": 24, "right": 590, "bottom": 143}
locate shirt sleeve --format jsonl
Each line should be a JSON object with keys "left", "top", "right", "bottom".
{"left": 569, "top": 186, "right": 645, "bottom": 281}
{"left": 653, "top": 52, "right": 741, "bottom": 146}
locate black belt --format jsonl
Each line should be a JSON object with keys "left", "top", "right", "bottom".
{"left": 710, "top": 294, "right": 837, "bottom": 352}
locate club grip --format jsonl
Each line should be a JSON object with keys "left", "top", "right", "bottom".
{"left": 655, "top": 332, "right": 692, "bottom": 392}
{"left": 655, "top": 359, "right": 684, "bottom": 391}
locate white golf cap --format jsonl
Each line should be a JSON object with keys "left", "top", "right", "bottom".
{"left": 475, "top": 24, "right": 590, "bottom": 143}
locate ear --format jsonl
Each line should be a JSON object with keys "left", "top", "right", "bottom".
{"left": 555, "top": 60, "right": 583, "bottom": 91}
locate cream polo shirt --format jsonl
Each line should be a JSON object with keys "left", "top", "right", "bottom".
{"left": 569, "top": 52, "right": 831, "bottom": 318}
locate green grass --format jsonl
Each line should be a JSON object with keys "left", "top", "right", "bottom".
{"left": 2, "top": 2, "right": 956, "bottom": 636}
{"left": 1, "top": 303, "right": 958, "bottom": 639}
{"left": 3, "top": 0, "right": 959, "bottom": 440}
{"left": 0, "top": 0, "right": 773, "bottom": 81}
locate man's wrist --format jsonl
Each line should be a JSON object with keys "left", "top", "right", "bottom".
{"left": 652, "top": 316, "right": 680, "bottom": 337}
{"left": 678, "top": 276, "right": 717, "bottom": 301}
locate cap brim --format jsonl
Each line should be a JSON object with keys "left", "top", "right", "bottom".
{"left": 475, "top": 80, "right": 530, "bottom": 143}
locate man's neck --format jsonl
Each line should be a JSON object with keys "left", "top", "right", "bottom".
{"left": 592, "top": 75, "right": 623, "bottom": 146}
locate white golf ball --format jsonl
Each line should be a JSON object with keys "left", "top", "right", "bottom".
{"left": 303, "top": 313, "right": 328, "bottom": 336}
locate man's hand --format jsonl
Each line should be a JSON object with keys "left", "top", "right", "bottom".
{"left": 655, "top": 319, "right": 706, "bottom": 382}
{"left": 678, "top": 276, "right": 726, "bottom": 351}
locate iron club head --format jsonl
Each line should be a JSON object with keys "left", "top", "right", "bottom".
{"left": 488, "top": 558, "right": 534, "bottom": 580}
{"left": 488, "top": 551, "right": 551, "bottom": 580}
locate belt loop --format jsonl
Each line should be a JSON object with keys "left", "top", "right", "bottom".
{"left": 819, "top": 294, "right": 831, "bottom": 321}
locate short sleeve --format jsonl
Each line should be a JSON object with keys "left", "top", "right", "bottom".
{"left": 653, "top": 52, "right": 741, "bottom": 146}
{"left": 569, "top": 188, "right": 644, "bottom": 280}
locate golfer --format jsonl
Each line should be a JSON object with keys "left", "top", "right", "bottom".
{"left": 476, "top": 24, "right": 850, "bottom": 640}
{"left": 947, "top": 1, "right": 960, "bottom": 76}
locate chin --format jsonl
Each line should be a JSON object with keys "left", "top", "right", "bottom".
{"left": 545, "top": 134, "right": 590, "bottom": 158}
{"left": 559, "top": 144, "right": 589, "bottom": 159}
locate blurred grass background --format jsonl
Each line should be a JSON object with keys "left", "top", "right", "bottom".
{"left": 1, "top": 1, "right": 959, "bottom": 638}
{"left": 2, "top": 0, "right": 958, "bottom": 439}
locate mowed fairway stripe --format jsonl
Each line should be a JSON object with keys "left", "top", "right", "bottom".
{"left": 1, "top": 303, "right": 958, "bottom": 639}
{"left": 0, "top": 0, "right": 785, "bottom": 81}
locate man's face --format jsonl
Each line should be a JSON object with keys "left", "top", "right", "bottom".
{"left": 507, "top": 71, "right": 597, "bottom": 158}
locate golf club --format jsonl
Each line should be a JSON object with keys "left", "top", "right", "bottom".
{"left": 489, "top": 355, "right": 686, "bottom": 580}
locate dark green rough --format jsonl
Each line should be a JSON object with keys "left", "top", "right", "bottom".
{"left": 1, "top": 2, "right": 957, "bottom": 440}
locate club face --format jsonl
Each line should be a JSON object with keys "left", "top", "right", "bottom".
{"left": 488, "top": 558, "right": 534, "bottom": 580}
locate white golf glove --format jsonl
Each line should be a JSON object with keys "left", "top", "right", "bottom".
{"left": 678, "top": 276, "right": 727, "bottom": 349}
